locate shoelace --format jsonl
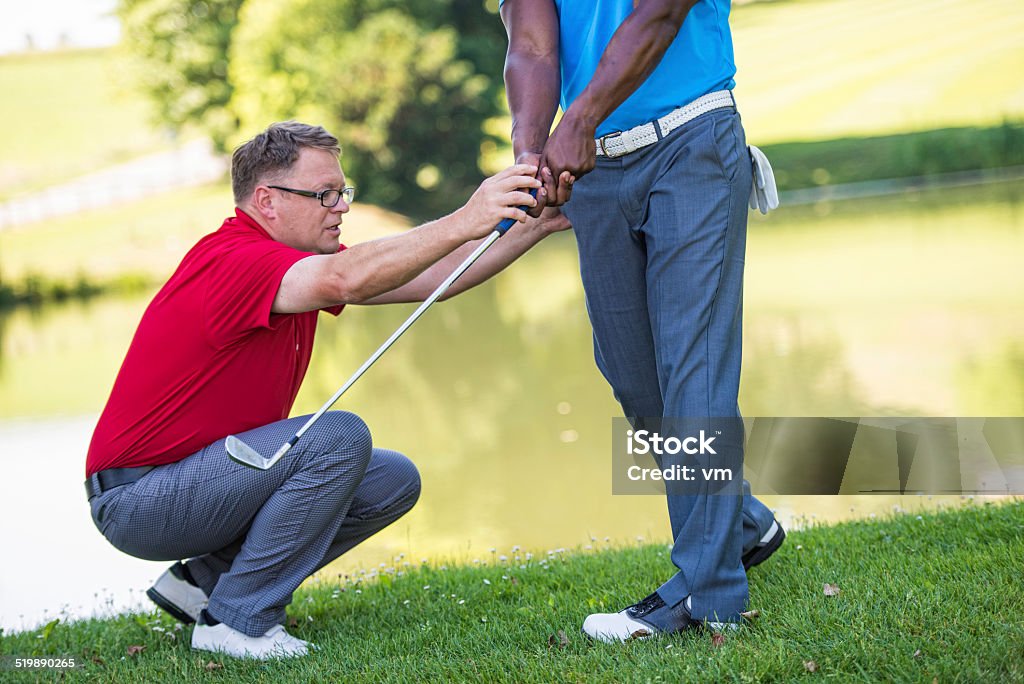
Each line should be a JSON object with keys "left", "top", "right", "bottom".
{"left": 627, "top": 592, "right": 664, "bottom": 618}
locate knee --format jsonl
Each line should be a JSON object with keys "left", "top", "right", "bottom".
{"left": 304, "top": 411, "right": 373, "bottom": 472}
{"left": 380, "top": 450, "right": 422, "bottom": 514}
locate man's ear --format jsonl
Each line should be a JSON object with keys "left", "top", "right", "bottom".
{"left": 251, "top": 185, "right": 277, "bottom": 221}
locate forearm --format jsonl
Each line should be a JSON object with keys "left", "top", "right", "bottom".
{"left": 332, "top": 211, "right": 470, "bottom": 304}
{"left": 565, "top": 1, "right": 695, "bottom": 133}
{"left": 505, "top": 50, "right": 561, "bottom": 160}
{"left": 363, "top": 219, "right": 554, "bottom": 304}
{"left": 502, "top": 0, "right": 561, "bottom": 159}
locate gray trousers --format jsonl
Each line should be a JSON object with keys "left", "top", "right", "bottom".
{"left": 563, "top": 106, "right": 772, "bottom": 621}
{"left": 89, "top": 411, "right": 420, "bottom": 636}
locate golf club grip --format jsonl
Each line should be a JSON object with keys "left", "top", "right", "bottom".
{"left": 495, "top": 188, "right": 539, "bottom": 235}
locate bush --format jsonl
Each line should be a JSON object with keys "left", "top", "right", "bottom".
{"left": 229, "top": 0, "right": 507, "bottom": 217}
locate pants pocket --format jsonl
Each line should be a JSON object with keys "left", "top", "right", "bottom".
{"left": 710, "top": 112, "right": 743, "bottom": 183}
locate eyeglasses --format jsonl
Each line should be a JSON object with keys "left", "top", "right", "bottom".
{"left": 268, "top": 185, "right": 356, "bottom": 207}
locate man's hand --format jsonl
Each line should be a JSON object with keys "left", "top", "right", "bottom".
{"left": 517, "top": 151, "right": 577, "bottom": 215}
{"left": 534, "top": 206, "right": 572, "bottom": 234}
{"left": 458, "top": 164, "right": 542, "bottom": 237}
{"left": 538, "top": 111, "right": 593, "bottom": 208}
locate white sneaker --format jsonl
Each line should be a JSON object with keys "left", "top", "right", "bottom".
{"left": 191, "top": 621, "right": 312, "bottom": 659}
{"left": 582, "top": 593, "right": 738, "bottom": 644}
{"left": 146, "top": 562, "right": 208, "bottom": 624}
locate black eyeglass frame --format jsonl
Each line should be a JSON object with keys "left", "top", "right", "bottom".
{"left": 267, "top": 185, "right": 356, "bottom": 207}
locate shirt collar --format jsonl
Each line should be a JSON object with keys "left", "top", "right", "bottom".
{"left": 231, "top": 207, "right": 274, "bottom": 239}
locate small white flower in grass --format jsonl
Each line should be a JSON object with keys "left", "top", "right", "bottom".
{"left": 636, "top": 536, "right": 644, "bottom": 542}
{"left": 152, "top": 626, "right": 165, "bottom": 633}
{"left": 483, "top": 579, "right": 491, "bottom": 585}
{"left": 585, "top": 545, "right": 592, "bottom": 550}
{"left": 355, "top": 589, "right": 362, "bottom": 594}
{"left": 403, "top": 600, "right": 411, "bottom": 606}
{"left": 526, "top": 553, "right": 533, "bottom": 560}
{"left": 397, "top": 571, "right": 404, "bottom": 577}
{"left": 916, "top": 515, "right": 924, "bottom": 521}
{"left": 512, "top": 545, "right": 521, "bottom": 553}
{"left": 308, "top": 616, "right": 314, "bottom": 622}
{"left": 490, "top": 548, "right": 497, "bottom": 553}
{"left": 520, "top": 564, "right": 527, "bottom": 569}
{"left": 441, "top": 565, "right": 448, "bottom": 571}
{"left": 499, "top": 555, "right": 508, "bottom": 562}
{"left": 473, "top": 559, "right": 481, "bottom": 565}
{"left": 421, "top": 558, "right": 428, "bottom": 564}
{"left": 502, "top": 575, "right": 509, "bottom": 580}
{"left": 666, "top": 644, "right": 673, "bottom": 650}
{"left": 423, "top": 585, "right": 431, "bottom": 591}
{"left": 458, "top": 599, "right": 466, "bottom": 605}
{"left": 403, "top": 562, "right": 410, "bottom": 567}
{"left": 604, "top": 536, "right": 610, "bottom": 542}
{"left": 480, "top": 617, "right": 488, "bottom": 623}
{"left": 796, "top": 545, "right": 803, "bottom": 551}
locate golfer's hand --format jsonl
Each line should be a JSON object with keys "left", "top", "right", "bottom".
{"left": 515, "top": 151, "right": 551, "bottom": 218}
{"left": 462, "top": 164, "right": 541, "bottom": 237}
{"left": 535, "top": 206, "right": 571, "bottom": 234}
{"left": 539, "top": 112, "right": 594, "bottom": 206}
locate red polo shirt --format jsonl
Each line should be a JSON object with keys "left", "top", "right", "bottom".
{"left": 86, "top": 208, "right": 344, "bottom": 476}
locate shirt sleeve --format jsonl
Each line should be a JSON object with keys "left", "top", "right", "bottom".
{"left": 202, "top": 236, "right": 310, "bottom": 349}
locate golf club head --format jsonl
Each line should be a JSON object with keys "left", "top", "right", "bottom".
{"left": 226, "top": 435, "right": 272, "bottom": 470}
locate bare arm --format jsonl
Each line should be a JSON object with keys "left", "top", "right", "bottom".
{"left": 541, "top": 0, "right": 697, "bottom": 182}
{"left": 272, "top": 165, "right": 540, "bottom": 313}
{"left": 361, "top": 207, "right": 570, "bottom": 305}
{"left": 501, "top": 0, "right": 566, "bottom": 214}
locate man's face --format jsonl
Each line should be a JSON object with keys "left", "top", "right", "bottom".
{"left": 266, "top": 147, "right": 350, "bottom": 255}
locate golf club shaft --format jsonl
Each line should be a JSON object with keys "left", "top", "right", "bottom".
{"left": 263, "top": 229, "right": 504, "bottom": 468}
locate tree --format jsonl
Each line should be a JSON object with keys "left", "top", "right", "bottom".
{"left": 119, "top": 0, "right": 509, "bottom": 216}
{"left": 229, "top": 0, "right": 508, "bottom": 216}
{"left": 118, "top": 0, "right": 243, "bottom": 150}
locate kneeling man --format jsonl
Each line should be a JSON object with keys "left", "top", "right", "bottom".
{"left": 85, "top": 121, "right": 565, "bottom": 659}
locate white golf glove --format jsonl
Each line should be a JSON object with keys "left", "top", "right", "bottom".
{"left": 748, "top": 145, "right": 779, "bottom": 215}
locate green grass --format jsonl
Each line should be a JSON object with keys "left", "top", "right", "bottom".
{"left": 2, "top": 501, "right": 1021, "bottom": 682}
{"left": 0, "top": 48, "right": 168, "bottom": 201}
{"left": 732, "top": 0, "right": 1024, "bottom": 144}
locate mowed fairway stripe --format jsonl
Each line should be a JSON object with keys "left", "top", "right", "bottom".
{"left": 733, "top": 0, "right": 1024, "bottom": 142}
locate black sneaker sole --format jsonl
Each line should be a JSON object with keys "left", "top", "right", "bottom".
{"left": 743, "top": 524, "right": 785, "bottom": 570}
{"left": 146, "top": 587, "right": 196, "bottom": 624}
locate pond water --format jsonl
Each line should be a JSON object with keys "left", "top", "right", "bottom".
{"left": 1, "top": 179, "right": 1021, "bottom": 633}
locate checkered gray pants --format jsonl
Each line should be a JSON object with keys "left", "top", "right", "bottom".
{"left": 89, "top": 411, "right": 420, "bottom": 636}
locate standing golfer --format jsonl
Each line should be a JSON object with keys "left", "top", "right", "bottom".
{"left": 85, "top": 121, "right": 565, "bottom": 659}
{"left": 501, "top": 0, "right": 784, "bottom": 640}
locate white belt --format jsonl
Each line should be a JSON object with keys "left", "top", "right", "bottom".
{"left": 594, "top": 89, "right": 736, "bottom": 158}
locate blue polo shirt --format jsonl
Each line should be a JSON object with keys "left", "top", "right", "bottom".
{"left": 516, "top": 0, "right": 737, "bottom": 137}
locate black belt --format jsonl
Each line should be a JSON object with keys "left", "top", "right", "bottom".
{"left": 85, "top": 466, "right": 155, "bottom": 500}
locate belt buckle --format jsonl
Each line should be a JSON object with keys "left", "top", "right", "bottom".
{"left": 598, "top": 131, "right": 623, "bottom": 158}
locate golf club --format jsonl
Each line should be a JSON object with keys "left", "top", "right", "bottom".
{"left": 227, "top": 197, "right": 536, "bottom": 470}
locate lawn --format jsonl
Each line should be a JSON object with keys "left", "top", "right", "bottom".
{"left": 0, "top": 48, "right": 169, "bottom": 201}
{"left": 732, "top": 0, "right": 1024, "bottom": 144}
{"left": 2, "top": 500, "right": 1021, "bottom": 682}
